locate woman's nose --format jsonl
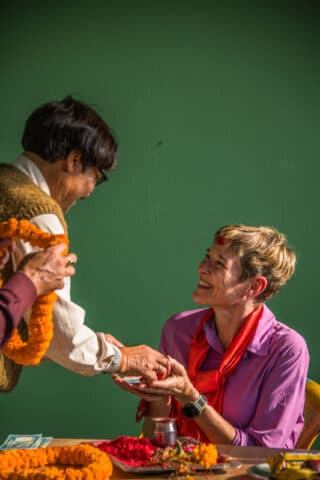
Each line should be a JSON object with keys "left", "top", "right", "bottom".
{"left": 199, "top": 258, "right": 209, "bottom": 274}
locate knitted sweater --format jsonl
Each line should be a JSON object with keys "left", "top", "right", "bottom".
{"left": 0, "top": 163, "right": 67, "bottom": 392}
{"left": 0, "top": 163, "right": 67, "bottom": 231}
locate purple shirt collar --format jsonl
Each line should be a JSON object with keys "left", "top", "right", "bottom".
{"left": 204, "top": 304, "right": 275, "bottom": 357}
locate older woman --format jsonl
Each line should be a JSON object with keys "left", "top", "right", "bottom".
{"left": 0, "top": 96, "right": 169, "bottom": 391}
{"left": 114, "top": 225, "right": 309, "bottom": 448}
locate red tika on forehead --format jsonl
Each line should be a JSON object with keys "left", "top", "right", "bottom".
{"left": 216, "top": 236, "right": 226, "bottom": 245}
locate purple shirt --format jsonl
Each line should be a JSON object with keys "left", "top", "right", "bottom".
{"left": 159, "top": 305, "right": 310, "bottom": 448}
{"left": 0, "top": 272, "right": 37, "bottom": 349}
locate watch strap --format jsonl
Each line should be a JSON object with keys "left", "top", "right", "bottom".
{"left": 181, "top": 394, "right": 208, "bottom": 418}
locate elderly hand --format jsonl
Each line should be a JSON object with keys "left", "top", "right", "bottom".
{"left": 119, "top": 345, "right": 171, "bottom": 383}
{"left": 18, "top": 243, "right": 77, "bottom": 296}
{"left": 145, "top": 357, "right": 199, "bottom": 405}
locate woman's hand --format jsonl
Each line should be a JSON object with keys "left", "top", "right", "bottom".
{"left": 144, "top": 358, "right": 199, "bottom": 406}
{"left": 112, "top": 374, "right": 168, "bottom": 402}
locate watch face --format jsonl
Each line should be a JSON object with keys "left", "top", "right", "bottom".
{"left": 182, "top": 404, "right": 200, "bottom": 418}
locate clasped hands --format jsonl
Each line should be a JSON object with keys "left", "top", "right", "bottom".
{"left": 104, "top": 333, "right": 170, "bottom": 383}
{"left": 108, "top": 341, "right": 198, "bottom": 407}
{"left": 115, "top": 358, "right": 198, "bottom": 405}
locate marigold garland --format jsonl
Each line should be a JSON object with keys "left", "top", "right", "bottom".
{"left": 0, "top": 444, "right": 113, "bottom": 479}
{"left": 0, "top": 218, "right": 68, "bottom": 366}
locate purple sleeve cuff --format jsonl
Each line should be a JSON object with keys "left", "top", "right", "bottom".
{"left": 3, "top": 272, "right": 37, "bottom": 311}
{"left": 0, "top": 272, "right": 37, "bottom": 349}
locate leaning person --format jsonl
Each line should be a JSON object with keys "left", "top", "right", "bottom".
{"left": 0, "top": 96, "right": 169, "bottom": 391}
{"left": 114, "top": 225, "right": 309, "bottom": 448}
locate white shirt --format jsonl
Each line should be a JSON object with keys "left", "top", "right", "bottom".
{"left": 12, "top": 155, "right": 121, "bottom": 375}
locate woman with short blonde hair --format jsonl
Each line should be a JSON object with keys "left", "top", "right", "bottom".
{"left": 115, "top": 225, "right": 309, "bottom": 448}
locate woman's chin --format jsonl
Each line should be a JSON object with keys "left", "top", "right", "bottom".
{"left": 192, "top": 292, "right": 209, "bottom": 306}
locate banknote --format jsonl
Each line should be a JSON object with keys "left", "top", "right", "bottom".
{"left": 123, "top": 376, "right": 142, "bottom": 384}
{"left": 38, "top": 436, "right": 52, "bottom": 447}
{"left": 0, "top": 433, "right": 43, "bottom": 450}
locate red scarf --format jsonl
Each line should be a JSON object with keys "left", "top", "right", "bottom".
{"left": 170, "top": 305, "right": 263, "bottom": 442}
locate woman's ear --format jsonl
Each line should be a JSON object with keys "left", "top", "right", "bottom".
{"left": 250, "top": 276, "right": 268, "bottom": 298}
{"left": 65, "top": 150, "right": 82, "bottom": 173}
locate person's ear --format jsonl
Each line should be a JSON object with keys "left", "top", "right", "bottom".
{"left": 65, "top": 151, "right": 82, "bottom": 174}
{"left": 250, "top": 276, "right": 267, "bottom": 298}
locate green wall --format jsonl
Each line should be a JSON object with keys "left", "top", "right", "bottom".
{"left": 0, "top": 1, "right": 319, "bottom": 443}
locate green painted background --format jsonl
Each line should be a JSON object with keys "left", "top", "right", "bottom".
{"left": 0, "top": 1, "right": 319, "bottom": 444}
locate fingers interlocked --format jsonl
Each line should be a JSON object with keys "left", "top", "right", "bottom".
{"left": 156, "top": 361, "right": 172, "bottom": 380}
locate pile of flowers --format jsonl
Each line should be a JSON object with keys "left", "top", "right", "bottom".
{"left": 94, "top": 436, "right": 158, "bottom": 467}
{"left": 0, "top": 444, "right": 113, "bottom": 479}
{"left": 152, "top": 439, "right": 218, "bottom": 473}
{"left": 94, "top": 436, "right": 219, "bottom": 474}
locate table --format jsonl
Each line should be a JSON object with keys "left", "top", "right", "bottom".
{"left": 49, "top": 438, "right": 289, "bottom": 479}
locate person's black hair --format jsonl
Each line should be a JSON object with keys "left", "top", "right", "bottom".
{"left": 22, "top": 96, "right": 118, "bottom": 171}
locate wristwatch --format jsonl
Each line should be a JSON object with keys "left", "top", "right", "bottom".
{"left": 181, "top": 394, "right": 208, "bottom": 418}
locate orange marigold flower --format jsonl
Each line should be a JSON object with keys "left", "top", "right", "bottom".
{"left": 191, "top": 443, "right": 218, "bottom": 469}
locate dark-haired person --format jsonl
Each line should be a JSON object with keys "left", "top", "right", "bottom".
{"left": 114, "top": 225, "right": 309, "bottom": 448}
{"left": 0, "top": 96, "right": 169, "bottom": 391}
{"left": 0, "top": 239, "right": 77, "bottom": 350}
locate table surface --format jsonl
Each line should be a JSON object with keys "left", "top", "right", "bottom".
{"left": 49, "top": 438, "right": 298, "bottom": 479}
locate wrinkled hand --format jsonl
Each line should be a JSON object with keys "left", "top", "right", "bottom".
{"left": 112, "top": 374, "right": 168, "bottom": 403}
{"left": 104, "top": 333, "right": 124, "bottom": 348}
{"left": 18, "top": 243, "right": 77, "bottom": 296}
{"left": 0, "top": 238, "right": 13, "bottom": 270}
{"left": 146, "top": 358, "right": 199, "bottom": 405}
{"left": 119, "top": 345, "right": 171, "bottom": 383}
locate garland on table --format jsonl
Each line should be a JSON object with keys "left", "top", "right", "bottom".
{"left": 0, "top": 444, "right": 113, "bottom": 480}
{"left": 0, "top": 218, "right": 68, "bottom": 366}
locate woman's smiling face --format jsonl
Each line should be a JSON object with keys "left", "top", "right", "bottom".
{"left": 192, "top": 242, "right": 252, "bottom": 309}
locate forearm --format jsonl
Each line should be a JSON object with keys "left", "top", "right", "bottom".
{"left": 43, "top": 296, "right": 121, "bottom": 375}
{"left": 176, "top": 387, "right": 236, "bottom": 444}
{"left": 149, "top": 356, "right": 237, "bottom": 444}
{"left": 192, "top": 404, "right": 236, "bottom": 444}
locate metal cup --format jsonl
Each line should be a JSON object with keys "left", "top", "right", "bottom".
{"left": 153, "top": 417, "right": 177, "bottom": 447}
